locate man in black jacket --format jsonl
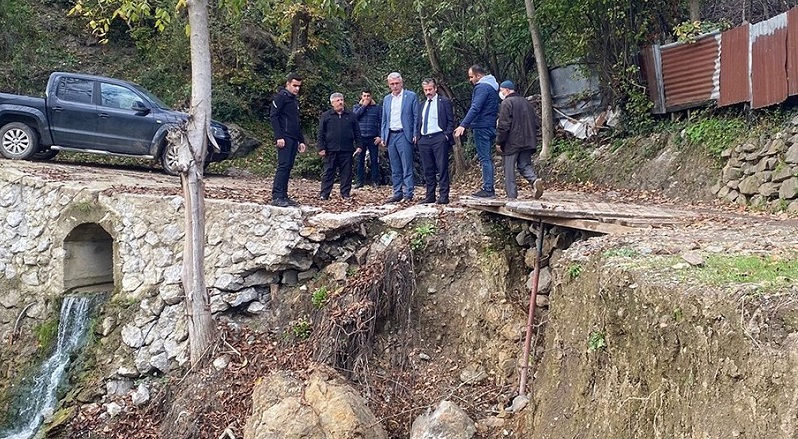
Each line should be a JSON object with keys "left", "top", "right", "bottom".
{"left": 318, "top": 92, "right": 362, "bottom": 200}
{"left": 495, "top": 80, "right": 544, "bottom": 200}
{"left": 416, "top": 78, "right": 455, "bottom": 204}
{"left": 269, "top": 73, "right": 307, "bottom": 208}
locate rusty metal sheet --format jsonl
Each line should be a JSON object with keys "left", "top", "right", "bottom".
{"left": 788, "top": 8, "right": 798, "bottom": 95}
{"left": 719, "top": 24, "right": 750, "bottom": 106}
{"left": 640, "top": 46, "right": 666, "bottom": 114}
{"left": 751, "top": 12, "right": 788, "bottom": 108}
{"left": 660, "top": 33, "right": 720, "bottom": 111}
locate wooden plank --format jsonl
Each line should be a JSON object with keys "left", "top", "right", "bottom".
{"left": 472, "top": 205, "right": 638, "bottom": 234}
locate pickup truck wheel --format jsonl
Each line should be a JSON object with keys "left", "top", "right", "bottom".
{"left": 161, "top": 142, "right": 180, "bottom": 176}
{"left": 0, "top": 122, "right": 39, "bottom": 160}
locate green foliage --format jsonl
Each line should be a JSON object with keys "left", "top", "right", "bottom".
{"left": 311, "top": 286, "right": 329, "bottom": 309}
{"left": 682, "top": 112, "right": 746, "bottom": 158}
{"left": 619, "top": 66, "right": 655, "bottom": 134}
{"left": 291, "top": 319, "right": 312, "bottom": 340}
{"left": 673, "top": 19, "right": 731, "bottom": 43}
{"left": 33, "top": 318, "right": 59, "bottom": 353}
{"left": 411, "top": 222, "right": 437, "bottom": 251}
{"left": 588, "top": 330, "right": 606, "bottom": 352}
{"left": 566, "top": 264, "right": 583, "bottom": 280}
{"left": 693, "top": 254, "right": 798, "bottom": 293}
{"left": 672, "top": 307, "right": 683, "bottom": 322}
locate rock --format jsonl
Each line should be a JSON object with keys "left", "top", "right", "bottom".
{"left": 780, "top": 177, "right": 798, "bottom": 199}
{"left": 0, "top": 289, "right": 21, "bottom": 308}
{"left": 772, "top": 165, "right": 795, "bottom": 183}
{"left": 758, "top": 182, "right": 780, "bottom": 197}
{"left": 535, "top": 294, "right": 550, "bottom": 308}
{"left": 410, "top": 400, "right": 476, "bottom": 439}
{"left": 243, "top": 270, "right": 280, "bottom": 287}
{"left": 223, "top": 287, "right": 259, "bottom": 307}
{"left": 282, "top": 270, "right": 299, "bottom": 286}
{"left": 106, "top": 379, "right": 134, "bottom": 396}
{"left": 738, "top": 175, "right": 764, "bottom": 195}
{"left": 105, "top": 402, "right": 123, "bottom": 417}
{"left": 44, "top": 406, "right": 77, "bottom": 437}
{"left": 159, "top": 284, "right": 184, "bottom": 305}
{"left": 459, "top": 364, "right": 488, "bottom": 385}
{"left": 214, "top": 273, "right": 244, "bottom": 291}
{"left": 99, "top": 316, "right": 117, "bottom": 337}
{"left": 506, "top": 394, "right": 529, "bottom": 413}
{"left": 131, "top": 383, "right": 150, "bottom": 406}
{"left": 324, "top": 262, "right": 349, "bottom": 281}
{"left": 379, "top": 205, "right": 440, "bottom": 229}
{"left": 500, "top": 322, "right": 525, "bottom": 341}
{"left": 213, "top": 354, "right": 231, "bottom": 370}
{"left": 117, "top": 365, "right": 140, "bottom": 378}
{"left": 515, "top": 230, "right": 529, "bottom": 246}
{"left": 121, "top": 324, "right": 145, "bottom": 349}
{"left": 526, "top": 266, "right": 552, "bottom": 293}
{"left": 722, "top": 165, "right": 743, "bottom": 181}
{"left": 419, "top": 353, "right": 431, "bottom": 361}
{"left": 245, "top": 368, "right": 388, "bottom": 439}
{"left": 297, "top": 268, "right": 319, "bottom": 281}
{"left": 786, "top": 143, "right": 798, "bottom": 164}
{"left": 681, "top": 251, "right": 705, "bottom": 266}
{"left": 247, "top": 301, "right": 266, "bottom": 314}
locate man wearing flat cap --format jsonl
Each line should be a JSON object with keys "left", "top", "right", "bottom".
{"left": 495, "top": 80, "right": 544, "bottom": 200}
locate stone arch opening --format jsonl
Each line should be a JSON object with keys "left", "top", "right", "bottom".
{"left": 63, "top": 223, "right": 115, "bottom": 291}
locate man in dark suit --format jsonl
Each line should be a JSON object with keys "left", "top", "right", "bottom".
{"left": 415, "top": 78, "right": 455, "bottom": 204}
{"left": 377, "top": 72, "right": 418, "bottom": 203}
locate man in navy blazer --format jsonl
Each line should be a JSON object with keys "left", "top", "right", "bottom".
{"left": 415, "top": 78, "right": 455, "bottom": 204}
{"left": 377, "top": 72, "right": 418, "bottom": 203}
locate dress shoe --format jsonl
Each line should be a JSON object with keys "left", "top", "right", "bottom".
{"left": 471, "top": 189, "right": 496, "bottom": 198}
{"left": 285, "top": 198, "right": 300, "bottom": 206}
{"left": 271, "top": 198, "right": 290, "bottom": 207}
{"left": 436, "top": 198, "right": 449, "bottom": 205}
{"left": 532, "top": 179, "right": 544, "bottom": 199}
{"left": 417, "top": 197, "right": 436, "bottom": 204}
{"left": 386, "top": 195, "right": 403, "bottom": 203}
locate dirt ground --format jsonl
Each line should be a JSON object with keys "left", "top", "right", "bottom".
{"left": 4, "top": 135, "right": 797, "bottom": 439}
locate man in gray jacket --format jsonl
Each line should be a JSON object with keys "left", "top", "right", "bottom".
{"left": 495, "top": 80, "right": 544, "bottom": 200}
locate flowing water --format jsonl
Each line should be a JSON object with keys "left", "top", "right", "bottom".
{"left": 1, "top": 296, "right": 93, "bottom": 439}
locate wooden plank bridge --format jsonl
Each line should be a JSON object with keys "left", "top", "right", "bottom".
{"left": 459, "top": 191, "right": 697, "bottom": 234}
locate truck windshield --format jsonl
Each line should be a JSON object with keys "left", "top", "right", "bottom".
{"left": 129, "top": 84, "right": 171, "bottom": 110}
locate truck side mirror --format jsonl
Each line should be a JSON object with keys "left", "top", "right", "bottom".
{"left": 131, "top": 101, "right": 150, "bottom": 114}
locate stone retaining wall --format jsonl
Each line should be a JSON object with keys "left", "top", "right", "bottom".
{"left": 0, "top": 171, "right": 328, "bottom": 376}
{"left": 713, "top": 121, "right": 798, "bottom": 212}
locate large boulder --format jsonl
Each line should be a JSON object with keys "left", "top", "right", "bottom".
{"left": 245, "top": 367, "right": 388, "bottom": 439}
{"left": 410, "top": 400, "right": 476, "bottom": 439}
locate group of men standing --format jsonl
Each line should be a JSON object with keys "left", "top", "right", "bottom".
{"left": 267, "top": 66, "right": 543, "bottom": 208}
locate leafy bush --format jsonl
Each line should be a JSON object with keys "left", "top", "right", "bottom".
{"left": 682, "top": 113, "right": 746, "bottom": 158}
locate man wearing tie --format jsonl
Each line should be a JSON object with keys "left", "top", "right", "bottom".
{"left": 416, "top": 78, "right": 455, "bottom": 205}
{"left": 377, "top": 72, "right": 418, "bottom": 203}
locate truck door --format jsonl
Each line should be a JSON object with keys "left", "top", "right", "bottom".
{"left": 96, "top": 82, "right": 160, "bottom": 154}
{"left": 48, "top": 77, "right": 99, "bottom": 148}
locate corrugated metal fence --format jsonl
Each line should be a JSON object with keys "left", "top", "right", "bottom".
{"left": 643, "top": 6, "right": 798, "bottom": 113}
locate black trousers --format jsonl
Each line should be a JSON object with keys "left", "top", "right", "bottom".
{"left": 418, "top": 132, "right": 450, "bottom": 201}
{"left": 271, "top": 138, "right": 299, "bottom": 199}
{"left": 320, "top": 151, "right": 354, "bottom": 198}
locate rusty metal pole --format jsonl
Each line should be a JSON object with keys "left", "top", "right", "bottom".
{"left": 519, "top": 218, "right": 543, "bottom": 396}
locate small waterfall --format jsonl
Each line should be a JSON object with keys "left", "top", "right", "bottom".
{"left": 1, "top": 296, "right": 93, "bottom": 439}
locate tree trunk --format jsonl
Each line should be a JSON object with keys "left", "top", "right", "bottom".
{"left": 524, "top": 0, "right": 553, "bottom": 159}
{"left": 689, "top": 0, "right": 701, "bottom": 21}
{"left": 184, "top": 0, "right": 215, "bottom": 367}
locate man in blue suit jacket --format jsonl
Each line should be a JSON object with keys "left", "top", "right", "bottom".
{"left": 416, "top": 78, "right": 455, "bottom": 204}
{"left": 377, "top": 72, "right": 418, "bottom": 203}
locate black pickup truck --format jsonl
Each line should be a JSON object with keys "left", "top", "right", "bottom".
{"left": 0, "top": 72, "right": 232, "bottom": 175}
